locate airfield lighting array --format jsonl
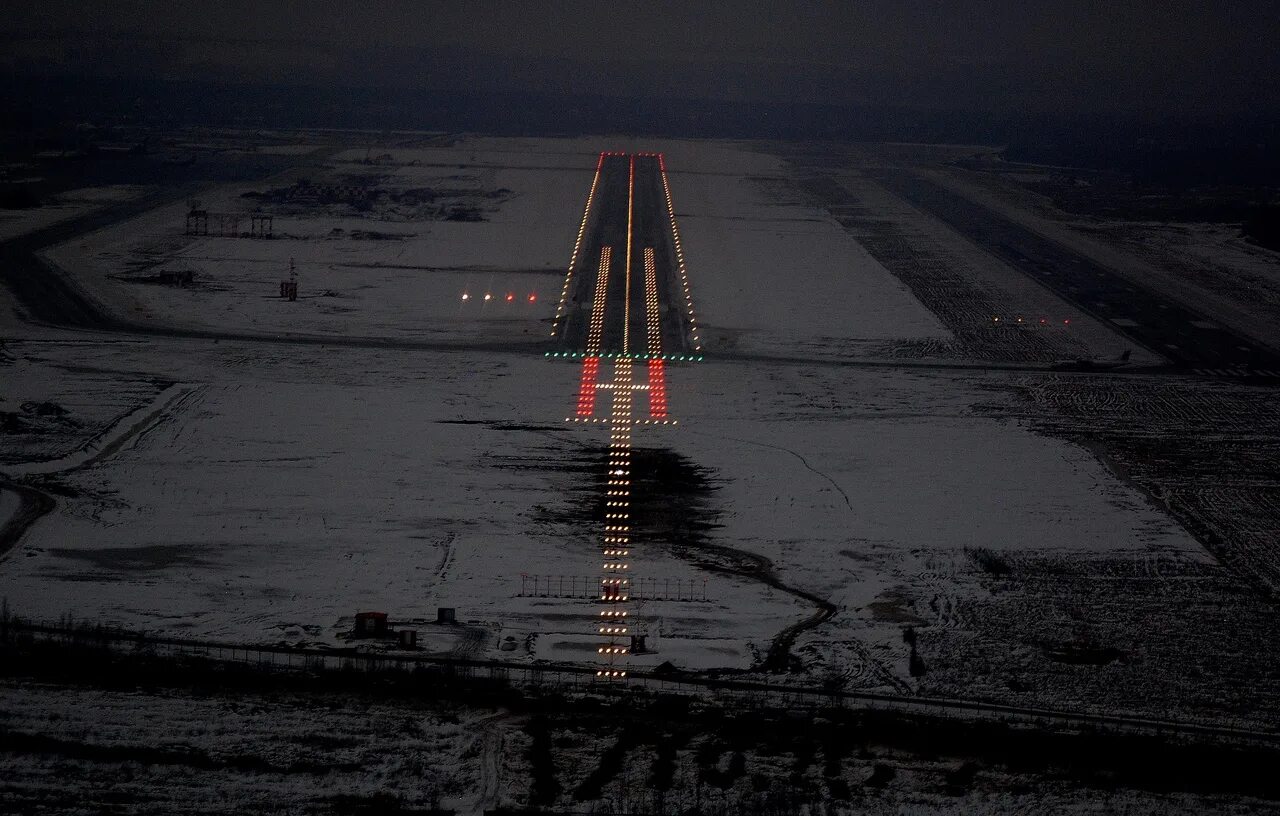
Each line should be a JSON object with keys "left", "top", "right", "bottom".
{"left": 548, "top": 152, "right": 701, "bottom": 680}
{"left": 552, "top": 152, "right": 606, "bottom": 338}
{"left": 657, "top": 154, "right": 701, "bottom": 352}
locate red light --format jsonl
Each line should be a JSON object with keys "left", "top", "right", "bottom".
{"left": 576, "top": 356, "right": 601, "bottom": 417}
{"left": 528, "top": 293, "right": 537, "bottom": 302}
{"left": 505, "top": 293, "right": 514, "bottom": 302}
{"left": 1063, "top": 319, "right": 1070, "bottom": 325}
{"left": 648, "top": 359, "right": 668, "bottom": 418}
{"left": 1039, "top": 318, "right": 1047, "bottom": 325}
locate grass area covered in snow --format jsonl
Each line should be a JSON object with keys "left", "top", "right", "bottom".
{"left": 3, "top": 134, "right": 1279, "bottom": 739}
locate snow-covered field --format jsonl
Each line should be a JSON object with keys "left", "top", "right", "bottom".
{"left": 39, "top": 138, "right": 953, "bottom": 358}
{"left": 3, "top": 135, "right": 1278, "bottom": 735}
{"left": 3, "top": 676, "right": 1271, "bottom": 816}
{"left": 0, "top": 335, "right": 1236, "bottom": 720}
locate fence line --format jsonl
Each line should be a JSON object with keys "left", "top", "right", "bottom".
{"left": 518, "top": 574, "right": 709, "bottom": 601}
{"left": 2, "top": 617, "right": 1275, "bottom": 747}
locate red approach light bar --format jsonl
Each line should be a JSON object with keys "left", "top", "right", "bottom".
{"left": 647, "top": 359, "right": 668, "bottom": 418}
{"left": 575, "top": 356, "right": 601, "bottom": 417}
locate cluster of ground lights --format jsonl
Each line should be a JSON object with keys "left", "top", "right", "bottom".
{"left": 459, "top": 291, "right": 538, "bottom": 304}
{"left": 991, "top": 315, "right": 1073, "bottom": 326}
{"left": 549, "top": 152, "right": 701, "bottom": 679}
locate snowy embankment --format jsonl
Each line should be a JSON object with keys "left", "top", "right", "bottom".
{"left": 1, "top": 383, "right": 195, "bottom": 478}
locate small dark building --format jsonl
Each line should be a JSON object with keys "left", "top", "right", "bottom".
{"left": 352, "top": 611, "right": 388, "bottom": 638}
{"left": 397, "top": 629, "right": 418, "bottom": 649}
{"left": 653, "top": 661, "right": 679, "bottom": 677}
{"left": 436, "top": 607, "right": 456, "bottom": 624}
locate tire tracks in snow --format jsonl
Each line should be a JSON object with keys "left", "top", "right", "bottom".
{"left": 458, "top": 710, "right": 521, "bottom": 816}
{"left": 0, "top": 482, "right": 56, "bottom": 563}
{"left": 689, "top": 428, "right": 854, "bottom": 513}
{"left": 0, "top": 383, "right": 201, "bottom": 478}
{"left": 0, "top": 384, "right": 202, "bottom": 564}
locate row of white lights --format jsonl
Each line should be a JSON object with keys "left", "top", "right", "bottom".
{"left": 461, "top": 292, "right": 537, "bottom": 303}
{"left": 992, "top": 316, "right": 1072, "bottom": 326}
{"left": 552, "top": 153, "right": 606, "bottom": 338}
{"left": 658, "top": 161, "right": 702, "bottom": 351}
{"left": 622, "top": 156, "right": 635, "bottom": 353}
{"left": 599, "top": 354, "right": 634, "bottom": 675}
{"left": 586, "top": 247, "right": 613, "bottom": 354}
{"left": 643, "top": 247, "right": 663, "bottom": 356}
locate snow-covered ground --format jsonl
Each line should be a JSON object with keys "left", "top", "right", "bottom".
{"left": 39, "top": 138, "right": 950, "bottom": 358}
{"left": 2, "top": 135, "right": 1277, "bottom": 730}
{"left": 0, "top": 333, "right": 1218, "bottom": 711}
{"left": 672, "top": 159, "right": 950, "bottom": 357}
{"left": 6, "top": 676, "right": 1271, "bottom": 815}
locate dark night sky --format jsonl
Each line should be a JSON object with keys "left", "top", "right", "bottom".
{"left": 4, "top": 1, "right": 1279, "bottom": 118}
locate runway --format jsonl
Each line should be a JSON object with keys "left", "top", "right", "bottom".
{"left": 552, "top": 153, "right": 697, "bottom": 357}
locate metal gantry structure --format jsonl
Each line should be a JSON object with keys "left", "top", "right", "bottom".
{"left": 547, "top": 152, "right": 702, "bottom": 679}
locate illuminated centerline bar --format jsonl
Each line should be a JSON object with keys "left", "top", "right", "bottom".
{"left": 544, "top": 152, "right": 704, "bottom": 681}
{"left": 598, "top": 354, "right": 632, "bottom": 676}
{"left": 598, "top": 155, "right": 638, "bottom": 677}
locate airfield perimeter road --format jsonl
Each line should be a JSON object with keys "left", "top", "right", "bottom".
{"left": 869, "top": 168, "right": 1280, "bottom": 373}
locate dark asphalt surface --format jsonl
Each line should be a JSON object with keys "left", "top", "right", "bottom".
{"left": 869, "top": 168, "right": 1280, "bottom": 372}
{"left": 556, "top": 153, "right": 691, "bottom": 355}
{"left": 0, "top": 150, "right": 314, "bottom": 331}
